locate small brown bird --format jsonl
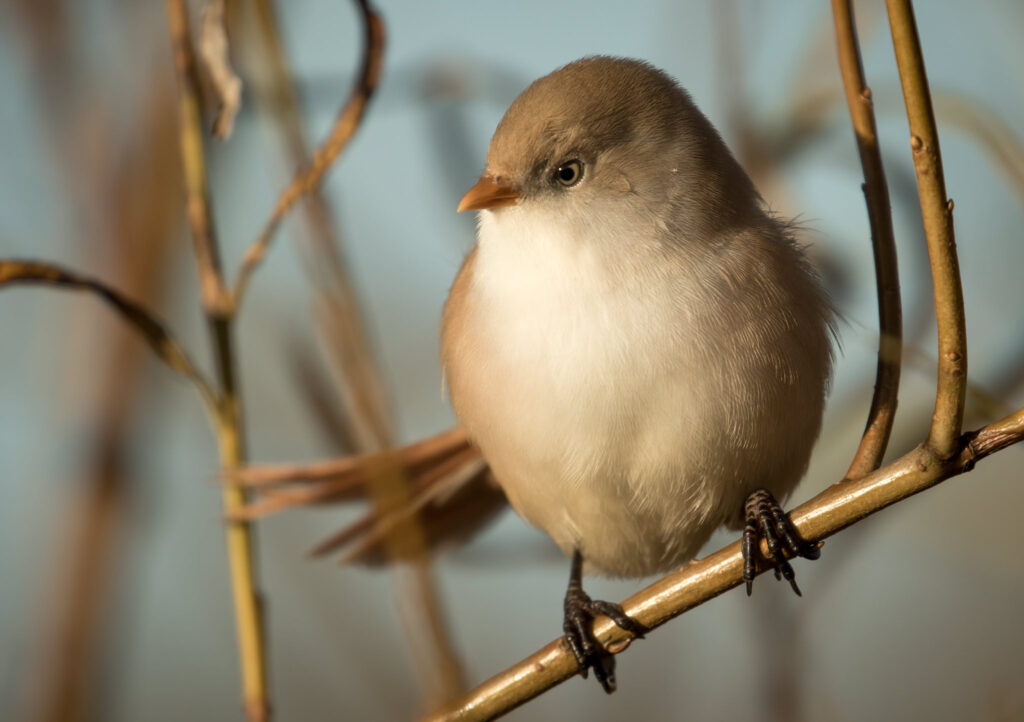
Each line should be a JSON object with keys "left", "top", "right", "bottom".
{"left": 443, "top": 57, "right": 834, "bottom": 692}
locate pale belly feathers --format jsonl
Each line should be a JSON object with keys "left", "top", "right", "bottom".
{"left": 443, "top": 209, "right": 827, "bottom": 577}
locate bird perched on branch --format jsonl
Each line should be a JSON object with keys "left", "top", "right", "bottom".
{"left": 444, "top": 56, "right": 834, "bottom": 692}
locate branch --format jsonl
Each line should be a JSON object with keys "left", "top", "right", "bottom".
{"left": 232, "top": 0, "right": 385, "bottom": 309}
{"left": 422, "top": 410, "right": 1024, "bottom": 722}
{"left": 831, "top": 0, "right": 903, "bottom": 479}
{"left": 0, "top": 259, "right": 217, "bottom": 411}
{"left": 165, "top": 0, "right": 231, "bottom": 316}
{"left": 885, "top": 0, "right": 967, "bottom": 459}
{"left": 165, "top": 1, "right": 269, "bottom": 718}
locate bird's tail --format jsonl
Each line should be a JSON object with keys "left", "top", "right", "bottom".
{"left": 224, "top": 427, "right": 507, "bottom": 564}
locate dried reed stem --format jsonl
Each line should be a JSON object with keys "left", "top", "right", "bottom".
{"left": 165, "top": 1, "right": 268, "bottom": 718}
{"left": 241, "top": 0, "right": 395, "bottom": 450}
{"left": 831, "top": 0, "right": 903, "bottom": 479}
{"left": 884, "top": 0, "right": 967, "bottom": 459}
{"left": 210, "top": 318, "right": 268, "bottom": 722}
{"left": 234, "top": 0, "right": 465, "bottom": 704}
{"left": 166, "top": 0, "right": 231, "bottom": 317}
{"left": 422, "top": 408, "right": 1024, "bottom": 721}
{"left": 232, "top": 0, "right": 385, "bottom": 309}
{"left": 0, "top": 261, "right": 217, "bottom": 411}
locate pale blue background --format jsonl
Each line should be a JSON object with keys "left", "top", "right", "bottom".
{"left": 2, "top": 2, "right": 1023, "bottom": 720}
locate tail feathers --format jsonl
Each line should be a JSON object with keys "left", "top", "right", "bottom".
{"left": 318, "top": 462, "right": 507, "bottom": 565}
{"left": 223, "top": 426, "right": 509, "bottom": 563}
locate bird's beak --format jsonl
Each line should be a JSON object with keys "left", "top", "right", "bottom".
{"left": 457, "top": 174, "right": 520, "bottom": 213}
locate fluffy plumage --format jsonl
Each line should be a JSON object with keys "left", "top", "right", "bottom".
{"left": 443, "top": 57, "right": 833, "bottom": 577}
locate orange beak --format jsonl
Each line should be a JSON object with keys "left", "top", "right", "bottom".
{"left": 457, "top": 175, "right": 520, "bottom": 213}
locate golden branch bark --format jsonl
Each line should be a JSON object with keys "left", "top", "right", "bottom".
{"left": 831, "top": 0, "right": 903, "bottom": 479}
{"left": 422, "top": 409, "right": 1024, "bottom": 722}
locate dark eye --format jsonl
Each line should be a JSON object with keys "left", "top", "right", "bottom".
{"left": 555, "top": 160, "right": 583, "bottom": 187}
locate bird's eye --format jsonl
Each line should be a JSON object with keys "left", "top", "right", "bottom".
{"left": 555, "top": 160, "right": 583, "bottom": 187}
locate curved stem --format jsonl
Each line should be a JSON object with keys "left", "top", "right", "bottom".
{"left": 232, "top": 0, "right": 385, "bottom": 310}
{"left": 0, "top": 260, "right": 217, "bottom": 413}
{"left": 884, "top": 0, "right": 967, "bottom": 459}
{"left": 831, "top": 0, "right": 903, "bottom": 479}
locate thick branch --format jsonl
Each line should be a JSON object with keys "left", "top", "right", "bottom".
{"left": 884, "top": 0, "right": 967, "bottom": 459}
{"left": 232, "top": 0, "right": 385, "bottom": 309}
{"left": 423, "top": 410, "right": 1024, "bottom": 722}
{"left": 831, "top": 0, "right": 903, "bottom": 479}
{"left": 0, "top": 259, "right": 216, "bottom": 411}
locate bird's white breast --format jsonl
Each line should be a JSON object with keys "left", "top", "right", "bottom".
{"left": 445, "top": 206, "right": 827, "bottom": 577}
{"left": 448, "top": 208, "right": 710, "bottom": 574}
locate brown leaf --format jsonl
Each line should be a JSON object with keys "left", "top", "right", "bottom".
{"left": 199, "top": 0, "right": 242, "bottom": 139}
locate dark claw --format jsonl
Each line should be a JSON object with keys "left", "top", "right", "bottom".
{"left": 563, "top": 550, "right": 648, "bottom": 694}
{"left": 741, "top": 488, "right": 819, "bottom": 596}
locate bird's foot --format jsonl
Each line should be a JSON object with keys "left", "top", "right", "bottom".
{"left": 741, "top": 488, "right": 820, "bottom": 596}
{"left": 562, "top": 551, "right": 648, "bottom": 694}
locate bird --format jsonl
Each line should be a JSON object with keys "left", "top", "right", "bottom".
{"left": 443, "top": 56, "right": 835, "bottom": 693}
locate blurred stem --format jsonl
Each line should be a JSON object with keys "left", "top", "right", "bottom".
{"left": 832, "top": 0, "right": 903, "bottom": 479}
{"left": 884, "top": 0, "right": 967, "bottom": 459}
{"left": 232, "top": 0, "right": 385, "bottom": 309}
{"left": 234, "top": 0, "right": 466, "bottom": 705}
{"left": 166, "top": 0, "right": 231, "bottom": 316}
{"left": 165, "top": 1, "right": 269, "bottom": 718}
{"left": 240, "top": 0, "right": 394, "bottom": 449}
{"left": 211, "top": 317, "right": 268, "bottom": 722}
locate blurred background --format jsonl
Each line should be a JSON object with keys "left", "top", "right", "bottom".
{"left": 2, "top": 1, "right": 1023, "bottom": 720}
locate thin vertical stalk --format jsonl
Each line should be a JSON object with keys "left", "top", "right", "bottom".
{"left": 884, "top": 0, "right": 967, "bottom": 459}
{"left": 211, "top": 318, "right": 268, "bottom": 722}
{"left": 234, "top": 0, "right": 466, "bottom": 705}
{"left": 831, "top": 0, "right": 903, "bottom": 479}
{"left": 165, "top": 1, "right": 269, "bottom": 718}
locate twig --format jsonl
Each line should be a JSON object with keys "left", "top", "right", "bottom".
{"left": 165, "top": 1, "right": 269, "bottom": 719}
{"left": 166, "top": 0, "right": 232, "bottom": 318}
{"left": 0, "top": 260, "right": 217, "bottom": 412}
{"left": 884, "top": 0, "right": 967, "bottom": 459}
{"left": 422, "top": 408, "right": 1024, "bottom": 722}
{"left": 232, "top": 0, "right": 385, "bottom": 309}
{"left": 831, "top": 0, "right": 903, "bottom": 479}
{"left": 234, "top": 1, "right": 466, "bottom": 706}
